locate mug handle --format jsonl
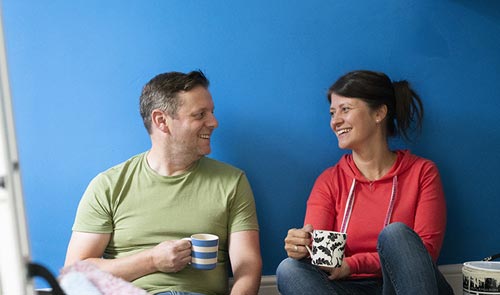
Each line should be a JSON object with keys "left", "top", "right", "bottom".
{"left": 305, "top": 245, "right": 313, "bottom": 257}
{"left": 483, "top": 253, "right": 500, "bottom": 261}
{"left": 181, "top": 238, "right": 192, "bottom": 264}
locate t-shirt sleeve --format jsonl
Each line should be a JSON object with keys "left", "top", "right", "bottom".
{"left": 72, "top": 174, "right": 114, "bottom": 233}
{"left": 227, "top": 173, "right": 259, "bottom": 233}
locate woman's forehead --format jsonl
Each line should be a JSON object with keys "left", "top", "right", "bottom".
{"left": 330, "top": 94, "right": 361, "bottom": 107}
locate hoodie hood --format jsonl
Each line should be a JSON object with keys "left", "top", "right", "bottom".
{"left": 338, "top": 150, "right": 416, "bottom": 233}
{"left": 338, "top": 150, "right": 419, "bottom": 183}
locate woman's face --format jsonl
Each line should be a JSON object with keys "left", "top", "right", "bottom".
{"left": 329, "top": 93, "right": 381, "bottom": 151}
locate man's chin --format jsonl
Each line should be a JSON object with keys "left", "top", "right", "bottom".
{"left": 199, "top": 148, "right": 211, "bottom": 156}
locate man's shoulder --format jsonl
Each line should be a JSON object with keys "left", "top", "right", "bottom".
{"left": 199, "top": 157, "right": 244, "bottom": 176}
{"left": 93, "top": 152, "right": 146, "bottom": 183}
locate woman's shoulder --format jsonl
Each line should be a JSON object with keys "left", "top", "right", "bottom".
{"left": 316, "top": 158, "right": 347, "bottom": 180}
{"left": 396, "top": 149, "right": 439, "bottom": 173}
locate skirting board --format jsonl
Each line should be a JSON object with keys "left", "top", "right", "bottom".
{"left": 257, "top": 264, "right": 463, "bottom": 295}
{"left": 439, "top": 264, "right": 463, "bottom": 295}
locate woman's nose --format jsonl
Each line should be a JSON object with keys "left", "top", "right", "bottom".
{"left": 331, "top": 113, "right": 343, "bottom": 127}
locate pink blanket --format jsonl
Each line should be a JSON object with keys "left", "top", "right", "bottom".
{"left": 59, "top": 261, "right": 148, "bottom": 295}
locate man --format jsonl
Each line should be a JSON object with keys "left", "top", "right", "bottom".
{"left": 64, "top": 70, "right": 262, "bottom": 295}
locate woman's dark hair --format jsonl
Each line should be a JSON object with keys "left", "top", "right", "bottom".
{"left": 327, "top": 70, "right": 424, "bottom": 142}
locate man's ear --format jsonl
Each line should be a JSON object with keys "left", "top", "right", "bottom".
{"left": 151, "top": 109, "right": 170, "bottom": 133}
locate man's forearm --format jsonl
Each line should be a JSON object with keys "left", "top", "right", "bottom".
{"left": 230, "top": 275, "right": 261, "bottom": 295}
{"left": 230, "top": 262, "right": 262, "bottom": 295}
{"left": 83, "top": 248, "right": 155, "bottom": 282}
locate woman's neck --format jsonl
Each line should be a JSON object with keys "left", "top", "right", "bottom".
{"left": 352, "top": 147, "right": 397, "bottom": 181}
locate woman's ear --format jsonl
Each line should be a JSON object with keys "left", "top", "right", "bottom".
{"left": 375, "top": 105, "right": 388, "bottom": 123}
{"left": 151, "top": 109, "right": 170, "bottom": 133}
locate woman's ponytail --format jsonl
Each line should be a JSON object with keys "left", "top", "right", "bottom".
{"left": 392, "top": 80, "right": 424, "bottom": 142}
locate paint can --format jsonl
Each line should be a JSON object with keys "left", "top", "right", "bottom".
{"left": 463, "top": 256, "right": 500, "bottom": 295}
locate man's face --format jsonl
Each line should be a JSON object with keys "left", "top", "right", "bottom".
{"left": 167, "top": 86, "right": 218, "bottom": 159}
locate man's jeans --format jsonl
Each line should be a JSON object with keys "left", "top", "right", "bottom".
{"left": 276, "top": 222, "right": 454, "bottom": 295}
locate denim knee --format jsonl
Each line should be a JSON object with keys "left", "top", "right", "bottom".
{"left": 377, "top": 222, "right": 411, "bottom": 249}
{"left": 276, "top": 258, "right": 298, "bottom": 283}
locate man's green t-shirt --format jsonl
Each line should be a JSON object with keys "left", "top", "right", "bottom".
{"left": 72, "top": 153, "right": 259, "bottom": 295}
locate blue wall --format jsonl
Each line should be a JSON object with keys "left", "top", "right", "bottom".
{"left": 2, "top": 0, "right": 500, "bottom": 287}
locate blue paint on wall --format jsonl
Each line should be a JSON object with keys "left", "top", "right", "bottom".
{"left": 2, "top": 0, "right": 500, "bottom": 287}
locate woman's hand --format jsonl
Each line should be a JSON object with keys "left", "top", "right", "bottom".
{"left": 322, "top": 262, "right": 351, "bottom": 280}
{"left": 284, "top": 224, "right": 313, "bottom": 259}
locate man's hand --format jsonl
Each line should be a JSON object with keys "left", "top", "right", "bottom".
{"left": 150, "top": 239, "right": 192, "bottom": 273}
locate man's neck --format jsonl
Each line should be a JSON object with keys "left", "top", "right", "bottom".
{"left": 146, "top": 147, "right": 200, "bottom": 176}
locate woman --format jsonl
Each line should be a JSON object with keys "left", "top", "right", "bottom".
{"left": 276, "top": 70, "right": 454, "bottom": 295}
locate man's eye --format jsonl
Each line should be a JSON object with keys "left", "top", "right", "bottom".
{"left": 330, "top": 111, "right": 335, "bottom": 117}
{"left": 342, "top": 107, "right": 350, "bottom": 112}
{"left": 194, "top": 112, "right": 205, "bottom": 119}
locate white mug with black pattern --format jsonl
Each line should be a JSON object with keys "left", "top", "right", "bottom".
{"left": 306, "top": 230, "right": 347, "bottom": 268}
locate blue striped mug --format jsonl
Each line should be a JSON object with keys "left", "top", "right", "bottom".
{"left": 184, "top": 234, "right": 219, "bottom": 270}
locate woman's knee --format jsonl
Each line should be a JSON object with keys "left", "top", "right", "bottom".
{"left": 276, "top": 258, "right": 300, "bottom": 280}
{"left": 377, "top": 222, "right": 415, "bottom": 251}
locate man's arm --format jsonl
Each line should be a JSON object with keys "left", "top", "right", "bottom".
{"left": 64, "top": 231, "right": 192, "bottom": 281}
{"left": 228, "top": 230, "right": 262, "bottom": 295}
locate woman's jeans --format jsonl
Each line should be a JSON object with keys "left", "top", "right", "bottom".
{"left": 276, "top": 222, "right": 454, "bottom": 295}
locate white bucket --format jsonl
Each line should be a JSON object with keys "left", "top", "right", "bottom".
{"left": 463, "top": 261, "right": 500, "bottom": 294}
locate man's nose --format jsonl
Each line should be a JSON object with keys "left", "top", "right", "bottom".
{"left": 208, "top": 112, "right": 218, "bottom": 129}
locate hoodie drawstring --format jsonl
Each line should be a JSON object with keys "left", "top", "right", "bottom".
{"left": 340, "top": 175, "right": 398, "bottom": 234}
